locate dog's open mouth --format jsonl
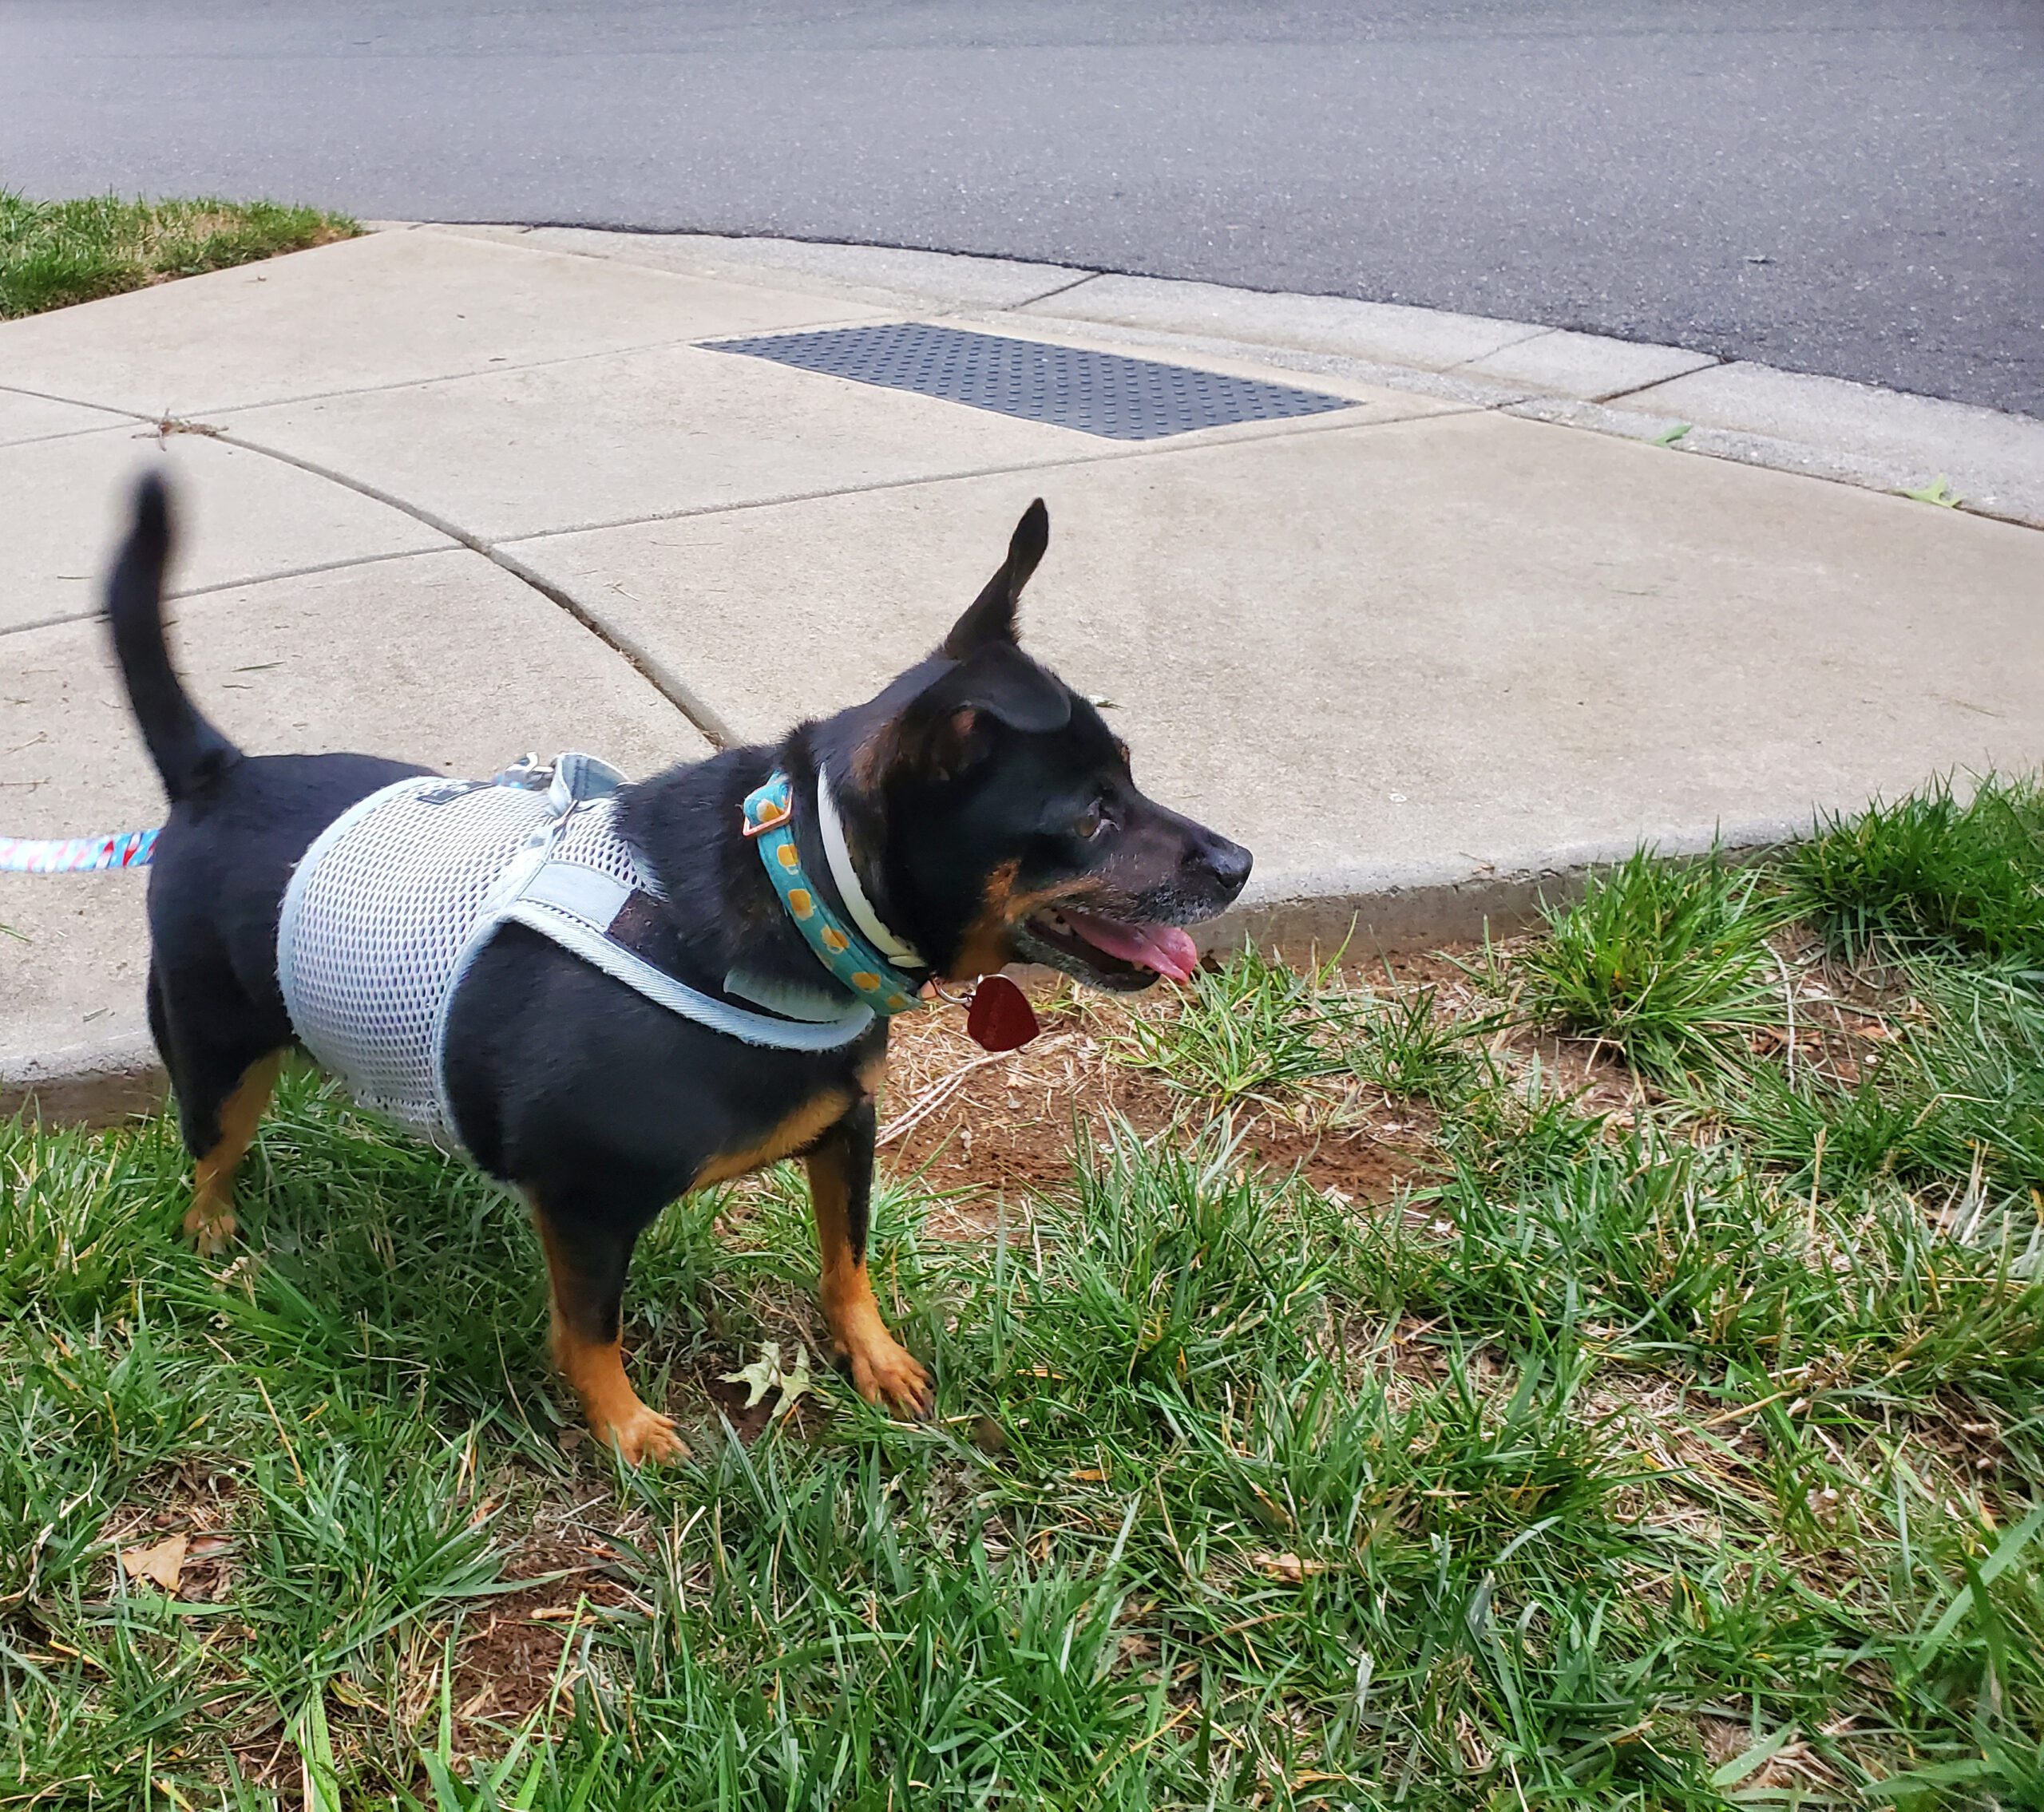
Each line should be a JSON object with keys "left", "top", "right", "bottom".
{"left": 1024, "top": 905, "right": 1200, "bottom": 986}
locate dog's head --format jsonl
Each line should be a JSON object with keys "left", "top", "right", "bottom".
{"left": 824, "top": 501, "right": 1251, "bottom": 992}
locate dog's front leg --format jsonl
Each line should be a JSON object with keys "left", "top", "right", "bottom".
{"left": 529, "top": 1193, "right": 688, "bottom": 1464}
{"left": 807, "top": 1101, "right": 933, "bottom": 1417}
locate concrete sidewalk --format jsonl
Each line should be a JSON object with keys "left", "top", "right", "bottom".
{"left": 4, "top": 224, "right": 2042, "bottom": 1120}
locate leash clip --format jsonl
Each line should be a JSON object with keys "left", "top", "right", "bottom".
{"left": 742, "top": 794, "right": 792, "bottom": 838}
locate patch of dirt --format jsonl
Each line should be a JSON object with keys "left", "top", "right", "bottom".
{"left": 877, "top": 989, "right": 1431, "bottom": 1216}
{"left": 1695, "top": 1712, "right": 1855, "bottom": 1796}
{"left": 1347, "top": 947, "right": 1480, "bottom": 995}
{"left": 449, "top": 1534, "right": 632, "bottom": 1732}
{"left": 1495, "top": 1027, "right": 1649, "bottom": 1118}
{"left": 1230, "top": 1110, "right": 1428, "bottom": 1203}
{"left": 1764, "top": 933, "right": 1919, "bottom": 1090}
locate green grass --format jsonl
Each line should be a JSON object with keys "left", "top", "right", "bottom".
{"left": 1785, "top": 773, "right": 2044, "bottom": 971}
{"left": 1343, "top": 979, "right": 1495, "bottom": 1106}
{"left": 6, "top": 774, "right": 2044, "bottom": 1806}
{"left": 1110, "top": 942, "right": 1352, "bottom": 1103}
{"left": 0, "top": 190, "right": 358, "bottom": 319}
{"left": 1508, "top": 848, "right": 1785, "bottom": 1086}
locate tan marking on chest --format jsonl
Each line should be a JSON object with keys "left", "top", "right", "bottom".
{"left": 691, "top": 1089, "right": 852, "bottom": 1189}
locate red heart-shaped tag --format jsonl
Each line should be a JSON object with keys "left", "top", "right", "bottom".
{"left": 965, "top": 975, "right": 1040, "bottom": 1051}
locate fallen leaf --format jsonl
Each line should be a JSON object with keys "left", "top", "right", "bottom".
{"left": 1253, "top": 1551, "right": 1325, "bottom": 1583}
{"left": 1900, "top": 474, "right": 1963, "bottom": 508}
{"left": 121, "top": 1533, "right": 188, "bottom": 1594}
{"left": 721, "top": 1341, "right": 819, "bottom": 1420}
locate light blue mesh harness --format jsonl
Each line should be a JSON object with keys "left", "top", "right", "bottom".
{"left": 275, "top": 753, "right": 875, "bottom": 1153}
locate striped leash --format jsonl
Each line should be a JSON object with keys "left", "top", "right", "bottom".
{"left": 0, "top": 827, "right": 160, "bottom": 873}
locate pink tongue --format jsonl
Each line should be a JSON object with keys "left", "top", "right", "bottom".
{"left": 1063, "top": 909, "right": 1201, "bottom": 983}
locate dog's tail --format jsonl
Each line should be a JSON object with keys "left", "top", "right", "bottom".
{"left": 106, "top": 474, "right": 240, "bottom": 804}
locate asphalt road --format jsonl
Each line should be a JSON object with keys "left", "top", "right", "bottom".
{"left": 3, "top": 2, "right": 2038, "bottom": 416}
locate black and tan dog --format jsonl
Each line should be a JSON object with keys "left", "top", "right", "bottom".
{"left": 110, "top": 477, "right": 1250, "bottom": 1461}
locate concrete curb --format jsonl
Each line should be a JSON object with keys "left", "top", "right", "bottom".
{"left": 0, "top": 868, "right": 1620, "bottom": 1131}
{"left": 3, "top": 1031, "right": 168, "bottom": 1128}
{"left": 4, "top": 826, "right": 1797, "bottom": 1132}
{"left": 434, "top": 224, "right": 2044, "bottom": 530}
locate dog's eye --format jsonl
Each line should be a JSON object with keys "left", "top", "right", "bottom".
{"left": 1074, "top": 799, "right": 1111, "bottom": 840}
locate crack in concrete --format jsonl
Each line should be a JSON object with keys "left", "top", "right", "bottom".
{"left": 0, "top": 379, "right": 141, "bottom": 421}
{"left": 1006, "top": 270, "right": 1103, "bottom": 310}
{"left": 1586, "top": 356, "right": 1727, "bottom": 406}
{"left": 204, "top": 427, "right": 740, "bottom": 749}
{"left": 1437, "top": 324, "right": 1560, "bottom": 372}
{"left": 0, "top": 366, "right": 741, "bottom": 745}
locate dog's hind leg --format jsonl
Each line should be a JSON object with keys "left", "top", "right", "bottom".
{"left": 182, "top": 1050, "right": 283, "bottom": 1256}
{"left": 806, "top": 1100, "right": 933, "bottom": 1418}
{"left": 528, "top": 1192, "right": 687, "bottom": 1465}
{"left": 150, "top": 959, "right": 286, "bottom": 1256}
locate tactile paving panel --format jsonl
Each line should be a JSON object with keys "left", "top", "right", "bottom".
{"left": 709, "top": 322, "right": 1354, "bottom": 441}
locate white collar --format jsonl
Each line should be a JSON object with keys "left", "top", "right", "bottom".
{"left": 817, "top": 773, "right": 926, "bottom": 970}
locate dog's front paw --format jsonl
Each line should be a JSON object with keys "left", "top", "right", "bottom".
{"left": 182, "top": 1199, "right": 239, "bottom": 1257}
{"left": 847, "top": 1335, "right": 933, "bottom": 1418}
{"left": 591, "top": 1401, "right": 691, "bottom": 1466}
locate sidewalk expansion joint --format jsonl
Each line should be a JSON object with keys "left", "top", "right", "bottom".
{"left": 494, "top": 399, "right": 1485, "bottom": 551}
{"left": 485, "top": 543, "right": 739, "bottom": 747}
{"left": 0, "top": 380, "right": 145, "bottom": 421}
{"left": 0, "top": 547, "right": 451, "bottom": 643}
{"left": 1004, "top": 271, "right": 1103, "bottom": 310}
{"left": 0, "top": 424, "right": 140, "bottom": 453}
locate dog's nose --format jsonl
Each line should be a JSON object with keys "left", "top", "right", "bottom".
{"left": 1199, "top": 833, "right": 1253, "bottom": 901}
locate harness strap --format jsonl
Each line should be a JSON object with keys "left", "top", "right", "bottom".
{"left": 261, "top": 754, "right": 883, "bottom": 1151}
{"left": 497, "top": 859, "right": 873, "bottom": 1051}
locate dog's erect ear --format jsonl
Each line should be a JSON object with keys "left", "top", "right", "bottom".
{"left": 942, "top": 500, "right": 1049, "bottom": 659}
{"left": 888, "top": 643, "right": 1072, "bottom": 781}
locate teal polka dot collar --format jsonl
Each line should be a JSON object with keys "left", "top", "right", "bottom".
{"left": 741, "top": 771, "right": 926, "bottom": 1016}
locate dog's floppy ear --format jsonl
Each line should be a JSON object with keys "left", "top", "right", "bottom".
{"left": 942, "top": 500, "right": 1048, "bottom": 659}
{"left": 888, "top": 642, "right": 1072, "bottom": 781}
